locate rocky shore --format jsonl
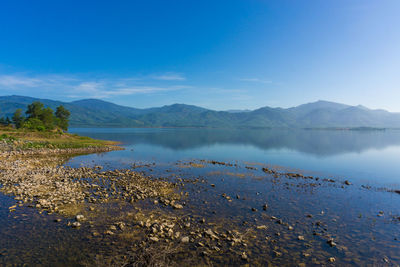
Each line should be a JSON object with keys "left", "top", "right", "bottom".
{"left": 0, "top": 144, "right": 263, "bottom": 265}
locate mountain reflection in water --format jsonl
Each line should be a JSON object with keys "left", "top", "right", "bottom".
{"left": 69, "top": 128, "right": 400, "bottom": 185}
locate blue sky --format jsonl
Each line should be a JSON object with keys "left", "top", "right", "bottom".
{"left": 0, "top": 0, "right": 399, "bottom": 111}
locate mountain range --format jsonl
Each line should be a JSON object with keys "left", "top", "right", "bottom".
{"left": 1, "top": 95, "right": 400, "bottom": 128}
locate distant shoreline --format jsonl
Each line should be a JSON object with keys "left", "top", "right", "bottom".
{"left": 69, "top": 126, "right": 399, "bottom": 131}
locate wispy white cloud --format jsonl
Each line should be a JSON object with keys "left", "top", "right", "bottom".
{"left": 74, "top": 85, "right": 190, "bottom": 98}
{"left": 0, "top": 75, "right": 41, "bottom": 87}
{"left": 74, "top": 82, "right": 105, "bottom": 93}
{"left": 216, "top": 88, "right": 246, "bottom": 93}
{"left": 152, "top": 73, "right": 186, "bottom": 81}
{"left": 0, "top": 73, "right": 190, "bottom": 99}
{"left": 238, "top": 78, "right": 272, "bottom": 84}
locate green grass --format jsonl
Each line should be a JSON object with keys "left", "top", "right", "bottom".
{"left": 0, "top": 126, "right": 119, "bottom": 150}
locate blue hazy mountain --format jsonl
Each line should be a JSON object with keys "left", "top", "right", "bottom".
{"left": 1, "top": 95, "right": 400, "bottom": 128}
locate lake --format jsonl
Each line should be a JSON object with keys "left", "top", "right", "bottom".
{"left": 1, "top": 127, "right": 399, "bottom": 265}
{"left": 66, "top": 127, "right": 400, "bottom": 265}
{"left": 69, "top": 128, "right": 400, "bottom": 186}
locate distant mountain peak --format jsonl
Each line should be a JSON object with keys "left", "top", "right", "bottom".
{"left": 225, "top": 109, "right": 252, "bottom": 113}
{"left": 158, "top": 103, "right": 209, "bottom": 113}
{"left": 356, "top": 104, "right": 369, "bottom": 110}
{"left": 72, "top": 98, "right": 114, "bottom": 104}
{"left": 297, "top": 100, "right": 349, "bottom": 107}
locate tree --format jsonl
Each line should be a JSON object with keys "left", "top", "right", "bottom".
{"left": 55, "top": 105, "right": 71, "bottom": 131}
{"left": 26, "top": 101, "right": 44, "bottom": 119}
{"left": 0, "top": 117, "right": 6, "bottom": 126}
{"left": 12, "top": 109, "right": 24, "bottom": 128}
{"left": 23, "top": 118, "right": 45, "bottom": 131}
{"left": 5, "top": 117, "right": 11, "bottom": 126}
{"left": 39, "top": 107, "right": 55, "bottom": 130}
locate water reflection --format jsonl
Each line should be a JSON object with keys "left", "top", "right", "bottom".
{"left": 70, "top": 128, "right": 400, "bottom": 157}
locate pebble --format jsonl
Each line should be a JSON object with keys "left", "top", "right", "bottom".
{"left": 149, "top": 236, "right": 159, "bottom": 242}
{"left": 71, "top": 222, "right": 81, "bottom": 228}
{"left": 76, "top": 215, "right": 85, "bottom": 221}
{"left": 181, "top": 236, "right": 190, "bottom": 243}
{"left": 327, "top": 239, "right": 337, "bottom": 247}
{"left": 173, "top": 204, "right": 183, "bottom": 209}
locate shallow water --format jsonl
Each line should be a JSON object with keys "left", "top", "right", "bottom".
{"left": 69, "top": 128, "right": 400, "bottom": 185}
{"left": 66, "top": 128, "right": 400, "bottom": 264}
{"left": 1, "top": 128, "right": 400, "bottom": 266}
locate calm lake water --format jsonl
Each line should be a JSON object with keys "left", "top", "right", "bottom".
{"left": 69, "top": 128, "right": 400, "bottom": 186}
{"left": 1, "top": 128, "right": 399, "bottom": 265}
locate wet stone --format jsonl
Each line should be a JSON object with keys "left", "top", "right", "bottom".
{"left": 241, "top": 252, "right": 248, "bottom": 261}
{"left": 149, "top": 237, "right": 159, "bottom": 242}
{"left": 327, "top": 239, "right": 337, "bottom": 247}
{"left": 173, "top": 204, "right": 183, "bottom": 209}
{"left": 181, "top": 236, "right": 190, "bottom": 243}
{"left": 71, "top": 222, "right": 81, "bottom": 228}
{"left": 75, "top": 214, "right": 85, "bottom": 221}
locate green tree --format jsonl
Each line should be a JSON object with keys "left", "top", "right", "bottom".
{"left": 23, "top": 118, "right": 45, "bottom": 131}
{"left": 26, "top": 101, "right": 44, "bottom": 119}
{"left": 12, "top": 109, "right": 25, "bottom": 128}
{"left": 39, "top": 107, "right": 55, "bottom": 130}
{"left": 0, "top": 117, "right": 6, "bottom": 126}
{"left": 0, "top": 108, "right": 9, "bottom": 126}
{"left": 5, "top": 117, "right": 11, "bottom": 126}
{"left": 55, "top": 105, "right": 70, "bottom": 131}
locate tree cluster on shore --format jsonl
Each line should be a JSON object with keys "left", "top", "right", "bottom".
{"left": 0, "top": 101, "right": 70, "bottom": 131}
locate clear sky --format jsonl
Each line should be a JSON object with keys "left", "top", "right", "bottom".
{"left": 0, "top": 0, "right": 399, "bottom": 111}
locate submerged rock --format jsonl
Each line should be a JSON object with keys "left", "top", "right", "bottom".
{"left": 327, "top": 239, "right": 337, "bottom": 247}
{"left": 173, "top": 204, "right": 184, "bottom": 209}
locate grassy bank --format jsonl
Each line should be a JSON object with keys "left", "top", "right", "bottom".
{"left": 0, "top": 126, "right": 119, "bottom": 150}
